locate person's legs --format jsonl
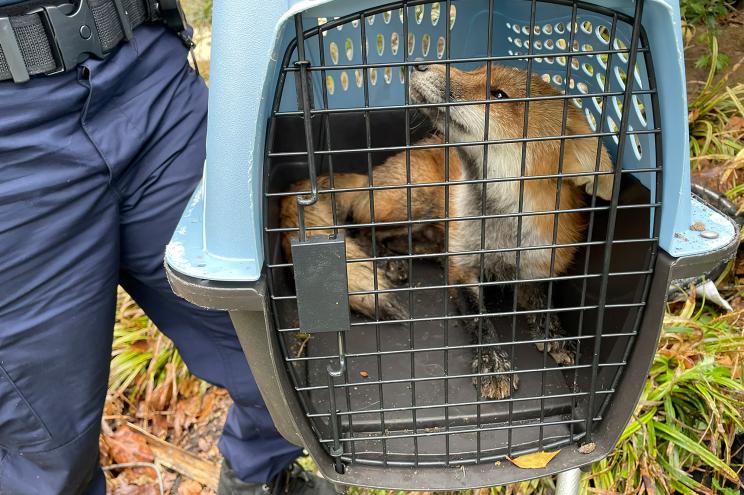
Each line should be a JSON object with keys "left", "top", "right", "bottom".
{"left": 107, "top": 26, "right": 303, "bottom": 485}
{"left": 0, "top": 23, "right": 301, "bottom": 494}
{"left": 0, "top": 69, "right": 118, "bottom": 494}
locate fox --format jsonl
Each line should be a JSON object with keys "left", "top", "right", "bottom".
{"left": 280, "top": 63, "right": 614, "bottom": 400}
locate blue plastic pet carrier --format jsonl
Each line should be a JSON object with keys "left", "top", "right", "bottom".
{"left": 166, "top": 0, "right": 739, "bottom": 491}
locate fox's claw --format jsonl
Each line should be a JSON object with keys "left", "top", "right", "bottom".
{"left": 472, "top": 349, "right": 518, "bottom": 400}
{"left": 535, "top": 340, "right": 576, "bottom": 365}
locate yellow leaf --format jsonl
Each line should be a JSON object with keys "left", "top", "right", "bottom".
{"left": 507, "top": 450, "right": 560, "bottom": 469}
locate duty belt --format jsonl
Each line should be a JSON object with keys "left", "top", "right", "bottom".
{"left": 0, "top": 0, "right": 191, "bottom": 83}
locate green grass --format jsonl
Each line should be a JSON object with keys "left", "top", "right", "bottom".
{"left": 688, "top": 38, "right": 744, "bottom": 173}
{"left": 109, "top": 291, "right": 189, "bottom": 404}
{"left": 586, "top": 297, "right": 744, "bottom": 494}
{"left": 681, "top": 0, "right": 733, "bottom": 29}
{"left": 681, "top": 0, "right": 734, "bottom": 71}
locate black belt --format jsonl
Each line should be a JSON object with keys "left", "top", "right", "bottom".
{"left": 0, "top": 0, "right": 190, "bottom": 83}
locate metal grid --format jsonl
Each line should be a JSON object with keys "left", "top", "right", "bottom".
{"left": 263, "top": 0, "right": 661, "bottom": 473}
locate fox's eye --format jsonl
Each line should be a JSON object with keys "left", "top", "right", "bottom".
{"left": 491, "top": 89, "right": 508, "bottom": 99}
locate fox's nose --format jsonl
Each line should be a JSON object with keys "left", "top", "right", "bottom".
{"left": 413, "top": 58, "right": 429, "bottom": 72}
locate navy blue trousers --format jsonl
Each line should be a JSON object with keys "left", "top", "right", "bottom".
{"left": 0, "top": 25, "right": 302, "bottom": 494}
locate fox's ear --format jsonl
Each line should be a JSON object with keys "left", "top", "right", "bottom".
{"left": 564, "top": 136, "right": 615, "bottom": 201}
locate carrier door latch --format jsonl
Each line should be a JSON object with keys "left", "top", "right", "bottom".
{"left": 292, "top": 233, "right": 350, "bottom": 472}
{"left": 290, "top": 14, "right": 351, "bottom": 334}
{"left": 291, "top": 234, "right": 351, "bottom": 333}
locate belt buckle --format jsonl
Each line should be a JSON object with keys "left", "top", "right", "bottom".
{"left": 32, "top": 0, "right": 105, "bottom": 74}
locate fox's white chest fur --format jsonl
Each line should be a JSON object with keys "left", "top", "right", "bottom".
{"left": 447, "top": 129, "right": 554, "bottom": 279}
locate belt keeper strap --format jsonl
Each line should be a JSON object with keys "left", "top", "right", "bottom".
{"left": 112, "top": 0, "right": 133, "bottom": 40}
{"left": 0, "top": 17, "right": 29, "bottom": 83}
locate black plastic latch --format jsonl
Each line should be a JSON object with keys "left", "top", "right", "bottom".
{"left": 291, "top": 234, "right": 351, "bottom": 333}
{"left": 34, "top": 1, "right": 104, "bottom": 73}
{"left": 157, "top": 0, "right": 187, "bottom": 35}
{"left": 0, "top": 16, "right": 29, "bottom": 83}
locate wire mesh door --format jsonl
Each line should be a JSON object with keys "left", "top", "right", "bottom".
{"left": 264, "top": 0, "right": 661, "bottom": 473}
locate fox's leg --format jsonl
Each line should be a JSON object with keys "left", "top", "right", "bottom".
{"left": 345, "top": 238, "right": 408, "bottom": 321}
{"left": 352, "top": 199, "right": 443, "bottom": 292}
{"left": 448, "top": 255, "right": 518, "bottom": 400}
{"left": 281, "top": 179, "right": 407, "bottom": 322}
{"left": 517, "top": 282, "right": 575, "bottom": 365}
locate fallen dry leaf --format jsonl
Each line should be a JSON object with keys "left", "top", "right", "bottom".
{"left": 197, "top": 437, "right": 211, "bottom": 453}
{"left": 692, "top": 164, "right": 742, "bottom": 196}
{"left": 717, "top": 354, "right": 742, "bottom": 379}
{"left": 110, "top": 484, "right": 158, "bottom": 495}
{"left": 149, "top": 414, "right": 169, "bottom": 439}
{"left": 197, "top": 391, "right": 217, "bottom": 424}
{"left": 161, "top": 471, "right": 178, "bottom": 494}
{"left": 117, "top": 467, "right": 158, "bottom": 486}
{"left": 508, "top": 450, "right": 560, "bottom": 469}
{"left": 104, "top": 428, "right": 154, "bottom": 464}
{"left": 178, "top": 376, "right": 203, "bottom": 398}
{"left": 725, "top": 115, "right": 744, "bottom": 132}
{"left": 128, "top": 340, "right": 151, "bottom": 354}
{"left": 172, "top": 393, "right": 203, "bottom": 441}
{"left": 178, "top": 479, "right": 204, "bottom": 495}
{"left": 148, "top": 370, "right": 175, "bottom": 412}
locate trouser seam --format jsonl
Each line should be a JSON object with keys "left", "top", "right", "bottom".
{"left": 77, "top": 68, "right": 122, "bottom": 203}
{"left": 80, "top": 127, "right": 122, "bottom": 203}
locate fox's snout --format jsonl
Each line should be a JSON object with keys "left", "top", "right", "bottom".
{"left": 409, "top": 63, "right": 447, "bottom": 108}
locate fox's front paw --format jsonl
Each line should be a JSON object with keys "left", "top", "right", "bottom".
{"left": 535, "top": 340, "right": 575, "bottom": 365}
{"left": 529, "top": 311, "right": 575, "bottom": 366}
{"left": 472, "top": 349, "right": 519, "bottom": 400}
{"left": 383, "top": 258, "right": 409, "bottom": 285}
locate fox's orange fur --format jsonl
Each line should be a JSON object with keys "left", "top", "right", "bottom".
{"left": 280, "top": 64, "right": 614, "bottom": 399}
{"left": 280, "top": 135, "right": 463, "bottom": 319}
